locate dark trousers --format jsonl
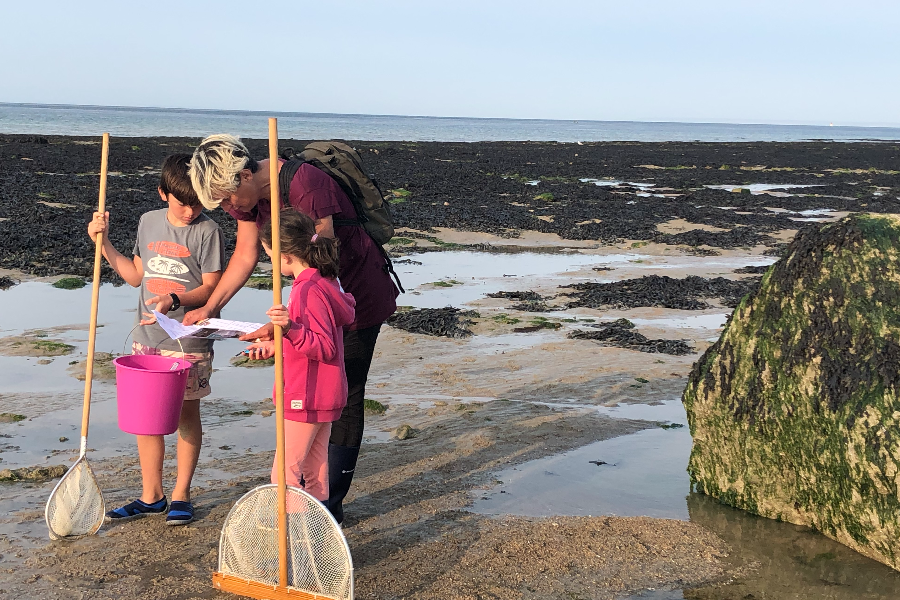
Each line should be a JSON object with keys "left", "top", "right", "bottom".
{"left": 326, "top": 323, "right": 381, "bottom": 522}
{"left": 331, "top": 324, "right": 381, "bottom": 447}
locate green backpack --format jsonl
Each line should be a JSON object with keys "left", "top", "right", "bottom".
{"left": 279, "top": 141, "right": 403, "bottom": 291}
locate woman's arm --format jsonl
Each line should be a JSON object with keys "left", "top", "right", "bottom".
{"left": 88, "top": 211, "right": 143, "bottom": 287}
{"left": 183, "top": 219, "right": 259, "bottom": 325}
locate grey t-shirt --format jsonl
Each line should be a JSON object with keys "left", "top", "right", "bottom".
{"left": 132, "top": 209, "right": 225, "bottom": 353}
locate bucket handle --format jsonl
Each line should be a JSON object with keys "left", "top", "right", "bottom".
{"left": 123, "top": 323, "right": 187, "bottom": 368}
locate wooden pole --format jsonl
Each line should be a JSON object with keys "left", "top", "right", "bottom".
{"left": 80, "top": 133, "right": 109, "bottom": 454}
{"left": 269, "top": 118, "right": 288, "bottom": 588}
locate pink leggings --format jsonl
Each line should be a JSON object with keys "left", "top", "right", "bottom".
{"left": 271, "top": 420, "right": 332, "bottom": 502}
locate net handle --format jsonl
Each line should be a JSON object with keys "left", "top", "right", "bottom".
{"left": 80, "top": 133, "right": 109, "bottom": 453}
{"left": 268, "top": 117, "right": 289, "bottom": 589}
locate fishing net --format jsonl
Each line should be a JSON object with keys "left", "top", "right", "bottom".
{"left": 218, "top": 484, "right": 353, "bottom": 600}
{"left": 45, "top": 457, "right": 105, "bottom": 539}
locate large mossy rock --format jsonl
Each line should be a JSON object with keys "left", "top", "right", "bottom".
{"left": 683, "top": 214, "right": 900, "bottom": 570}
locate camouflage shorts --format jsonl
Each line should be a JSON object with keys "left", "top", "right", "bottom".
{"left": 131, "top": 342, "right": 213, "bottom": 401}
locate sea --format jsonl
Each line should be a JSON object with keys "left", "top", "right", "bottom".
{"left": 1, "top": 103, "right": 900, "bottom": 143}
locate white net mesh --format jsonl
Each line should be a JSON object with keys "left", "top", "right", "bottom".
{"left": 45, "top": 457, "right": 105, "bottom": 539}
{"left": 219, "top": 485, "right": 353, "bottom": 600}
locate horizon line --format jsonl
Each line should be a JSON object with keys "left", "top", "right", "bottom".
{"left": 3, "top": 101, "right": 900, "bottom": 131}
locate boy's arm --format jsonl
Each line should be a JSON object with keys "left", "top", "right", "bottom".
{"left": 88, "top": 211, "right": 143, "bottom": 287}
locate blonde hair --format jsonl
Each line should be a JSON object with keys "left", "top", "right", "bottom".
{"left": 189, "top": 134, "right": 257, "bottom": 210}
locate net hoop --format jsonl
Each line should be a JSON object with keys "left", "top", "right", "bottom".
{"left": 217, "top": 484, "right": 353, "bottom": 600}
{"left": 44, "top": 455, "right": 106, "bottom": 540}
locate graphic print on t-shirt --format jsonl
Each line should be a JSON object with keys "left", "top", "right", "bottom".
{"left": 147, "top": 241, "right": 191, "bottom": 258}
{"left": 145, "top": 242, "right": 191, "bottom": 295}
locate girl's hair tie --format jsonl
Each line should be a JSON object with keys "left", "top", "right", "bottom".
{"left": 311, "top": 234, "right": 319, "bottom": 243}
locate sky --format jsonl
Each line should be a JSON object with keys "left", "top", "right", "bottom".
{"left": 2, "top": 0, "right": 898, "bottom": 126}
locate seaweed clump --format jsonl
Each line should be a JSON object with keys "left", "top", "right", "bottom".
{"left": 569, "top": 320, "right": 693, "bottom": 355}
{"left": 683, "top": 214, "right": 900, "bottom": 571}
{"left": 0, "top": 276, "right": 18, "bottom": 290}
{"left": 387, "top": 307, "right": 478, "bottom": 338}
{"left": 562, "top": 275, "right": 760, "bottom": 310}
{"left": 487, "top": 290, "right": 553, "bottom": 312}
{"left": 0, "top": 465, "right": 67, "bottom": 483}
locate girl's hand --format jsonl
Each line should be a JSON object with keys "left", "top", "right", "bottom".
{"left": 238, "top": 322, "right": 274, "bottom": 342}
{"left": 267, "top": 304, "right": 291, "bottom": 329}
{"left": 244, "top": 341, "right": 275, "bottom": 360}
{"left": 87, "top": 211, "right": 109, "bottom": 243}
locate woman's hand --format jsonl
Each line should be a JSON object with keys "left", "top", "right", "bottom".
{"left": 267, "top": 304, "right": 291, "bottom": 330}
{"left": 244, "top": 341, "right": 275, "bottom": 360}
{"left": 183, "top": 306, "right": 212, "bottom": 326}
{"left": 88, "top": 211, "right": 109, "bottom": 243}
{"left": 239, "top": 322, "right": 275, "bottom": 342}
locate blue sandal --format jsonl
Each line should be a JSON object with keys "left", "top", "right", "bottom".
{"left": 166, "top": 500, "right": 195, "bottom": 526}
{"left": 106, "top": 497, "right": 168, "bottom": 521}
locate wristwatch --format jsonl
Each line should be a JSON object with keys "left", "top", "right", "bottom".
{"left": 169, "top": 293, "right": 181, "bottom": 311}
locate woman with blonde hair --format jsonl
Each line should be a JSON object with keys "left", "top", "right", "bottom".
{"left": 185, "top": 135, "right": 398, "bottom": 524}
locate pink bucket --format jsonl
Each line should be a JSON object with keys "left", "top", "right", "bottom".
{"left": 113, "top": 355, "right": 192, "bottom": 435}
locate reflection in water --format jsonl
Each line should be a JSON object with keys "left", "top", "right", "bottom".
{"left": 683, "top": 494, "right": 900, "bottom": 599}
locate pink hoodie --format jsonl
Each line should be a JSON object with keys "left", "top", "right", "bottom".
{"left": 278, "top": 269, "right": 356, "bottom": 423}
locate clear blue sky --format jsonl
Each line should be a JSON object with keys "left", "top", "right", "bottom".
{"left": 3, "top": 0, "right": 898, "bottom": 126}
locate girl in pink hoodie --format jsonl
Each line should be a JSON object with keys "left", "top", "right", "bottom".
{"left": 245, "top": 209, "right": 356, "bottom": 502}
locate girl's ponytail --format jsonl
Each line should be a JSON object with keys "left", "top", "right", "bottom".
{"left": 260, "top": 208, "right": 341, "bottom": 278}
{"left": 306, "top": 232, "right": 340, "bottom": 279}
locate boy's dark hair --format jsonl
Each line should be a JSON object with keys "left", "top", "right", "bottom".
{"left": 160, "top": 154, "right": 201, "bottom": 207}
{"left": 260, "top": 208, "right": 340, "bottom": 279}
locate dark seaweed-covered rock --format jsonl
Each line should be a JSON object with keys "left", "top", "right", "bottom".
{"left": 562, "top": 275, "right": 761, "bottom": 311}
{"left": 655, "top": 228, "right": 775, "bottom": 249}
{"left": 387, "top": 307, "right": 478, "bottom": 338}
{"left": 486, "top": 290, "right": 544, "bottom": 301}
{"left": 569, "top": 323, "right": 693, "bottom": 355}
{"left": 733, "top": 265, "right": 771, "bottom": 274}
{"left": 683, "top": 214, "right": 900, "bottom": 570}
{"left": 0, "top": 276, "right": 18, "bottom": 290}
{"left": 2, "top": 136, "right": 898, "bottom": 280}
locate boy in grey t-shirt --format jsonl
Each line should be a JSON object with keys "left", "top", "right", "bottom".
{"left": 87, "top": 154, "right": 224, "bottom": 526}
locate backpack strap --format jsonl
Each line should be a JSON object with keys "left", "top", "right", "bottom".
{"left": 277, "top": 157, "right": 405, "bottom": 294}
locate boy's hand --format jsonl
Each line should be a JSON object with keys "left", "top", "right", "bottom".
{"left": 244, "top": 341, "right": 275, "bottom": 360}
{"left": 267, "top": 304, "right": 290, "bottom": 330}
{"left": 139, "top": 294, "right": 174, "bottom": 325}
{"left": 87, "top": 211, "right": 109, "bottom": 243}
{"left": 145, "top": 294, "right": 174, "bottom": 314}
{"left": 239, "top": 322, "right": 275, "bottom": 342}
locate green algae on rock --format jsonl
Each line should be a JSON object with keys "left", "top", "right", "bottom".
{"left": 683, "top": 214, "right": 900, "bottom": 571}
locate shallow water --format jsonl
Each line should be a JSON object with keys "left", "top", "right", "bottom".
{"left": 705, "top": 183, "right": 822, "bottom": 194}
{"left": 471, "top": 400, "right": 692, "bottom": 519}
{"left": 395, "top": 250, "right": 776, "bottom": 309}
{"left": 472, "top": 400, "right": 900, "bottom": 599}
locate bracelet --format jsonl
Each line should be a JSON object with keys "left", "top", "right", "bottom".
{"left": 169, "top": 293, "right": 181, "bottom": 311}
